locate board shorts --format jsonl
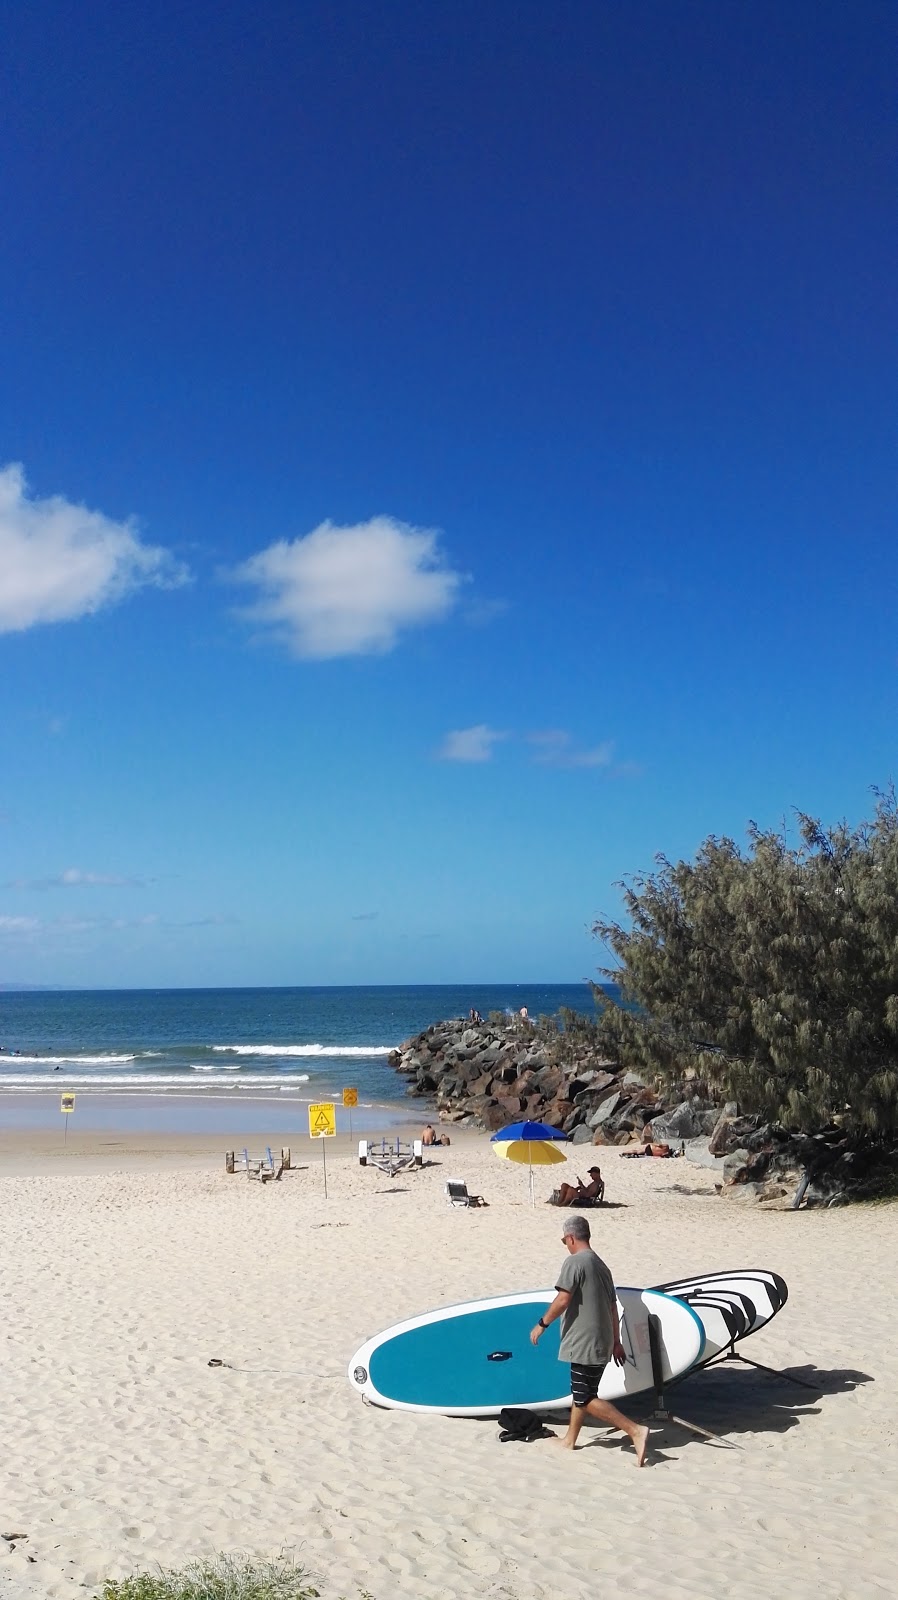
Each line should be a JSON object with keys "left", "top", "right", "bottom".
{"left": 570, "top": 1362, "right": 607, "bottom": 1407}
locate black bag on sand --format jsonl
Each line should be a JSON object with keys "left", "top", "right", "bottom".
{"left": 497, "top": 1407, "right": 551, "bottom": 1442}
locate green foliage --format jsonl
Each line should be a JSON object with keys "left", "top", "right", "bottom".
{"left": 100, "top": 1552, "right": 321, "bottom": 1600}
{"left": 591, "top": 790, "right": 898, "bottom": 1136}
{"left": 484, "top": 1006, "right": 608, "bottom": 1066}
{"left": 534, "top": 1007, "right": 607, "bottom": 1068}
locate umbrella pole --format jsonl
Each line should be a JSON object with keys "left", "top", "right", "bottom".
{"left": 529, "top": 1152, "right": 534, "bottom": 1207}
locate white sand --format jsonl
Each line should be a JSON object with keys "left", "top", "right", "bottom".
{"left": 0, "top": 1132, "right": 896, "bottom": 1600}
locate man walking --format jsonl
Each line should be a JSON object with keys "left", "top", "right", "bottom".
{"left": 530, "top": 1214, "right": 649, "bottom": 1466}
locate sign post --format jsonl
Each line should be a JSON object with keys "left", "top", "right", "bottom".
{"left": 308, "top": 1102, "right": 336, "bottom": 1197}
{"left": 342, "top": 1086, "right": 358, "bottom": 1141}
{"left": 60, "top": 1092, "right": 76, "bottom": 1146}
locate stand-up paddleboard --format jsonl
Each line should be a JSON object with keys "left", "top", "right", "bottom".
{"left": 668, "top": 1291, "right": 751, "bottom": 1364}
{"left": 656, "top": 1267, "right": 787, "bottom": 1318}
{"left": 653, "top": 1271, "right": 788, "bottom": 1370}
{"left": 348, "top": 1287, "right": 705, "bottom": 1416}
{"left": 655, "top": 1270, "right": 787, "bottom": 1338}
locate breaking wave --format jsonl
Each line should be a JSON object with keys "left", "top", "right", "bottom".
{"left": 210, "top": 1043, "right": 390, "bottom": 1057}
{"left": 0, "top": 1052, "right": 141, "bottom": 1066}
{"left": 0, "top": 1073, "right": 313, "bottom": 1091}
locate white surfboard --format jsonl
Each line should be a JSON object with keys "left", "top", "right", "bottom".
{"left": 348, "top": 1286, "right": 705, "bottom": 1416}
{"left": 670, "top": 1290, "right": 752, "bottom": 1363}
{"left": 653, "top": 1271, "right": 788, "bottom": 1373}
{"left": 656, "top": 1270, "right": 786, "bottom": 1341}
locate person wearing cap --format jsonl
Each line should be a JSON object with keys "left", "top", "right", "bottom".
{"left": 549, "top": 1166, "right": 605, "bottom": 1208}
{"left": 529, "top": 1215, "right": 649, "bottom": 1466}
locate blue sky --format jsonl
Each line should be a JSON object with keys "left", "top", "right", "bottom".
{"left": 1, "top": 0, "right": 895, "bottom": 988}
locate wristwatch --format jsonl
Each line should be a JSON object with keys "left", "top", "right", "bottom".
{"left": 537, "top": 1317, "right": 547, "bottom": 1329}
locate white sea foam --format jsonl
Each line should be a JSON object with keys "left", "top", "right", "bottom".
{"left": 211, "top": 1043, "right": 390, "bottom": 1057}
{"left": 0, "top": 1073, "right": 312, "bottom": 1090}
{"left": 0, "top": 1053, "right": 140, "bottom": 1066}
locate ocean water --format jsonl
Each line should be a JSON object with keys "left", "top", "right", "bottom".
{"left": 0, "top": 984, "right": 604, "bottom": 1104}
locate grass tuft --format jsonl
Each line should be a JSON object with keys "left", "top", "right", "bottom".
{"left": 100, "top": 1551, "right": 322, "bottom": 1600}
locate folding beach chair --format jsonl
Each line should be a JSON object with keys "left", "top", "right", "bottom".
{"left": 445, "top": 1178, "right": 489, "bottom": 1208}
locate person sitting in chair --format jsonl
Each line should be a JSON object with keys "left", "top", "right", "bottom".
{"left": 547, "top": 1167, "right": 605, "bottom": 1207}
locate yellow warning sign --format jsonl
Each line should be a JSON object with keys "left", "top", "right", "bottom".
{"left": 308, "top": 1102, "right": 336, "bottom": 1138}
{"left": 60, "top": 1094, "right": 76, "bottom": 1113}
{"left": 342, "top": 1087, "right": 358, "bottom": 1108}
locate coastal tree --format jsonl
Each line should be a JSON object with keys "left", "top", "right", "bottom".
{"left": 590, "top": 789, "right": 898, "bottom": 1138}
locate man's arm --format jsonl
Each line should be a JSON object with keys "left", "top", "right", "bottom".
{"left": 529, "top": 1289, "right": 571, "bottom": 1346}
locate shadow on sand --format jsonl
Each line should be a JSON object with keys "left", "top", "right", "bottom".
{"left": 632, "top": 1363, "right": 870, "bottom": 1459}
{"left": 521, "top": 1363, "right": 874, "bottom": 1465}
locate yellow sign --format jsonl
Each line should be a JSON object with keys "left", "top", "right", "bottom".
{"left": 309, "top": 1102, "right": 336, "bottom": 1138}
{"left": 60, "top": 1094, "right": 76, "bottom": 1113}
{"left": 342, "top": 1087, "right": 358, "bottom": 1108}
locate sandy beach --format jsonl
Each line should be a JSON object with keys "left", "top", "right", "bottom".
{"left": 1, "top": 1119, "right": 896, "bottom": 1600}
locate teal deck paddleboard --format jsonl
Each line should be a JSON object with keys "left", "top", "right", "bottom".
{"left": 348, "top": 1287, "right": 704, "bottom": 1416}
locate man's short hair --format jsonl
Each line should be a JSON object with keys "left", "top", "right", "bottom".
{"left": 562, "top": 1215, "right": 591, "bottom": 1241}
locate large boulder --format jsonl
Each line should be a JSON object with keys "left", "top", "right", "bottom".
{"left": 542, "top": 1098, "right": 574, "bottom": 1129}
{"left": 646, "top": 1101, "right": 708, "bottom": 1143}
{"left": 463, "top": 1097, "right": 507, "bottom": 1132}
{"left": 495, "top": 1094, "right": 524, "bottom": 1118}
{"left": 708, "top": 1111, "right": 762, "bottom": 1156}
{"left": 466, "top": 1072, "right": 494, "bottom": 1097}
{"left": 721, "top": 1148, "right": 751, "bottom": 1183}
{"left": 570, "top": 1124, "right": 594, "bottom": 1144}
{"left": 532, "top": 1065, "right": 564, "bottom": 1100}
{"left": 588, "top": 1092, "right": 622, "bottom": 1128}
{"left": 491, "top": 1058, "right": 519, "bottom": 1085}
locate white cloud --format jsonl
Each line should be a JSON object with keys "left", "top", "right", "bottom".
{"left": 0, "top": 463, "right": 188, "bottom": 635}
{"left": 438, "top": 724, "right": 508, "bottom": 763}
{"left": 0, "top": 916, "right": 41, "bottom": 935}
{"left": 58, "top": 868, "right": 142, "bottom": 887}
{"left": 231, "top": 516, "right": 463, "bottom": 658}
{"left": 6, "top": 868, "right": 147, "bottom": 890}
{"left": 527, "top": 730, "right": 615, "bottom": 769}
{"left": 0, "top": 911, "right": 229, "bottom": 942}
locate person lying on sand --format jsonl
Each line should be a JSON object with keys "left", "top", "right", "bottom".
{"left": 619, "top": 1143, "right": 681, "bottom": 1158}
{"left": 547, "top": 1167, "right": 605, "bottom": 1207}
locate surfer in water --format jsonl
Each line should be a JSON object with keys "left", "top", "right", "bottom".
{"left": 530, "top": 1215, "right": 650, "bottom": 1466}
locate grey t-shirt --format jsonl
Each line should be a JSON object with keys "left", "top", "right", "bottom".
{"left": 555, "top": 1248, "right": 616, "bottom": 1366}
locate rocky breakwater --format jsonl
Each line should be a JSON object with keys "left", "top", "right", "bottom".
{"left": 389, "top": 1014, "right": 898, "bottom": 1204}
{"left": 387, "top": 1015, "right": 720, "bottom": 1147}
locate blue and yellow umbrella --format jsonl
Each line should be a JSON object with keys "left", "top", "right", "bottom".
{"left": 490, "top": 1120, "right": 568, "bottom": 1205}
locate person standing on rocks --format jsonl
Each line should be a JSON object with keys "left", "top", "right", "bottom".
{"left": 530, "top": 1215, "right": 649, "bottom": 1466}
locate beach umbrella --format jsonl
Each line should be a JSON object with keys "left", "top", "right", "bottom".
{"left": 490, "top": 1121, "right": 568, "bottom": 1205}
{"left": 490, "top": 1120, "right": 568, "bottom": 1143}
{"left": 493, "top": 1141, "right": 567, "bottom": 1164}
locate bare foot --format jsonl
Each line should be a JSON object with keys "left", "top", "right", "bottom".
{"left": 633, "top": 1425, "right": 650, "bottom": 1467}
{"left": 549, "top": 1435, "right": 575, "bottom": 1450}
